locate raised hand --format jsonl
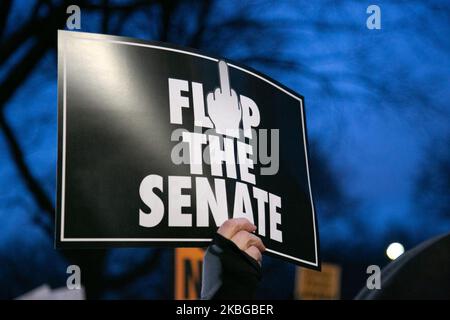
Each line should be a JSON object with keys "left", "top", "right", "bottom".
{"left": 217, "top": 218, "right": 266, "bottom": 265}
{"left": 207, "top": 60, "right": 242, "bottom": 137}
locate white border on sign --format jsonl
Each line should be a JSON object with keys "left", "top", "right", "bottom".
{"left": 60, "top": 32, "right": 318, "bottom": 267}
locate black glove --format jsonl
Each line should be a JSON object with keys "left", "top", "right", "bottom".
{"left": 201, "top": 233, "right": 262, "bottom": 300}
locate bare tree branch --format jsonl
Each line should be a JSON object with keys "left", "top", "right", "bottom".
{"left": 0, "top": 0, "right": 12, "bottom": 40}
{"left": 101, "top": 0, "right": 110, "bottom": 33}
{"left": 159, "top": 0, "right": 176, "bottom": 42}
{"left": 0, "top": 114, "right": 54, "bottom": 213}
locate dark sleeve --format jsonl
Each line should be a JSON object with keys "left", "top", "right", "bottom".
{"left": 201, "top": 233, "right": 262, "bottom": 300}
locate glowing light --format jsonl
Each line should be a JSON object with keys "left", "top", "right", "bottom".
{"left": 386, "top": 242, "right": 405, "bottom": 260}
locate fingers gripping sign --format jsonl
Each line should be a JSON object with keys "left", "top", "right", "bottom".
{"left": 217, "top": 217, "right": 255, "bottom": 239}
{"left": 202, "top": 217, "right": 265, "bottom": 299}
{"left": 207, "top": 60, "right": 242, "bottom": 138}
{"left": 217, "top": 218, "right": 266, "bottom": 265}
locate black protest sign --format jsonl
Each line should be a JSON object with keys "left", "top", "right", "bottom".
{"left": 56, "top": 31, "right": 319, "bottom": 269}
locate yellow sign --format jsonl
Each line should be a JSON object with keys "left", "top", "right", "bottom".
{"left": 174, "top": 248, "right": 205, "bottom": 300}
{"left": 295, "top": 263, "right": 341, "bottom": 300}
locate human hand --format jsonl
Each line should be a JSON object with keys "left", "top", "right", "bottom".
{"left": 217, "top": 218, "right": 266, "bottom": 265}
{"left": 206, "top": 60, "right": 242, "bottom": 137}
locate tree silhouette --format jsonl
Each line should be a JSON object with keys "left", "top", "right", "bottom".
{"left": 0, "top": 0, "right": 348, "bottom": 298}
{"left": 8, "top": 0, "right": 447, "bottom": 299}
{"left": 414, "top": 135, "right": 450, "bottom": 239}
